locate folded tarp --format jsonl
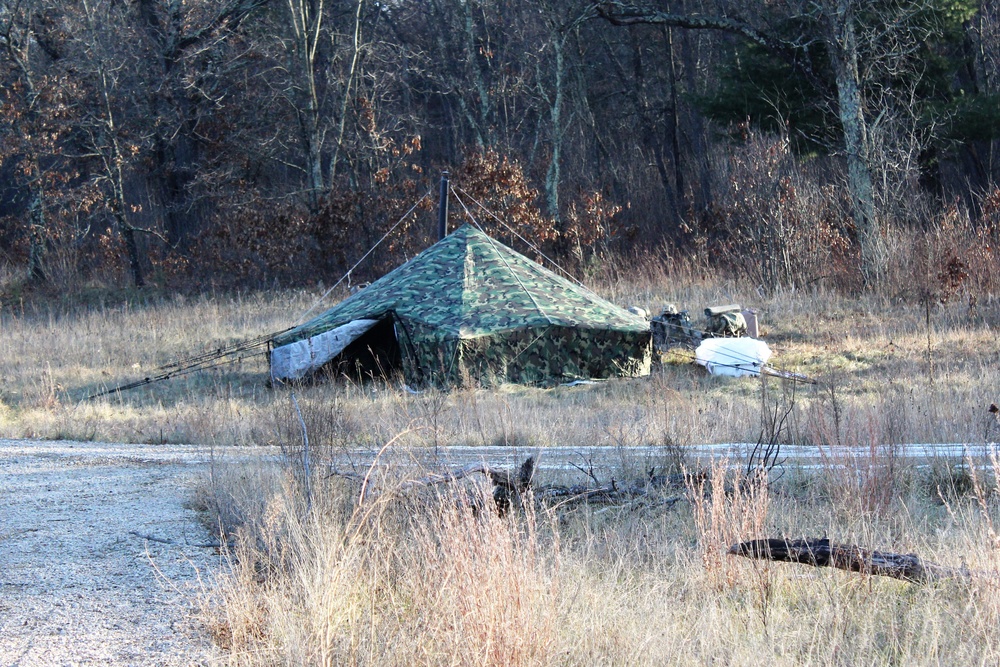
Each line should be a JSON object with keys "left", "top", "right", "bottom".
{"left": 695, "top": 337, "right": 771, "bottom": 377}
{"left": 270, "top": 319, "right": 379, "bottom": 382}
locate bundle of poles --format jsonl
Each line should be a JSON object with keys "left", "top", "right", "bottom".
{"left": 85, "top": 328, "right": 289, "bottom": 400}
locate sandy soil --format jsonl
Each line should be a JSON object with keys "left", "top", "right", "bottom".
{"left": 0, "top": 440, "right": 225, "bottom": 667}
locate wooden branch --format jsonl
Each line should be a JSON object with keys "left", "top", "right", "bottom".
{"left": 542, "top": 484, "right": 684, "bottom": 510}
{"left": 171, "top": 0, "right": 271, "bottom": 56}
{"left": 129, "top": 530, "right": 231, "bottom": 549}
{"left": 536, "top": 467, "right": 695, "bottom": 509}
{"left": 334, "top": 456, "right": 690, "bottom": 512}
{"left": 728, "top": 538, "right": 966, "bottom": 584}
{"left": 592, "top": 2, "right": 828, "bottom": 95}
{"left": 397, "top": 462, "right": 505, "bottom": 491}
{"left": 595, "top": 2, "right": 777, "bottom": 50}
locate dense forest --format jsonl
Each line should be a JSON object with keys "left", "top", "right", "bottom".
{"left": 2, "top": 0, "right": 1000, "bottom": 294}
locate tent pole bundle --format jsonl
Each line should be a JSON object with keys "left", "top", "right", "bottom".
{"left": 85, "top": 329, "right": 291, "bottom": 400}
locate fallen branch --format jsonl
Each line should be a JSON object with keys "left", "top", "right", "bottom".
{"left": 536, "top": 467, "right": 698, "bottom": 510}
{"left": 330, "top": 456, "right": 688, "bottom": 513}
{"left": 728, "top": 538, "right": 967, "bottom": 584}
{"left": 343, "top": 456, "right": 536, "bottom": 501}
{"left": 400, "top": 457, "right": 535, "bottom": 493}
{"left": 129, "top": 530, "right": 231, "bottom": 549}
{"left": 537, "top": 479, "right": 684, "bottom": 510}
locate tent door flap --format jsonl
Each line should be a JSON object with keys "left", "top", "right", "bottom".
{"left": 270, "top": 319, "right": 380, "bottom": 382}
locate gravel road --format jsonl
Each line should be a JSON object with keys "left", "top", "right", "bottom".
{"left": 0, "top": 440, "right": 225, "bottom": 667}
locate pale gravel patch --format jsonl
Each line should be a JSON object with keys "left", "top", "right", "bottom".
{"left": 0, "top": 440, "right": 238, "bottom": 667}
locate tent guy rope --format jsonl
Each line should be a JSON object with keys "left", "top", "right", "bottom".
{"left": 452, "top": 186, "right": 591, "bottom": 291}
{"left": 452, "top": 187, "right": 556, "bottom": 326}
{"left": 294, "top": 190, "right": 432, "bottom": 325}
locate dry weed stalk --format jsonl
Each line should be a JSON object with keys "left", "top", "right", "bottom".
{"left": 688, "top": 458, "right": 771, "bottom": 591}
{"left": 816, "top": 425, "right": 903, "bottom": 520}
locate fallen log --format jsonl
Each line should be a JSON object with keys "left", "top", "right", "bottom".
{"left": 728, "top": 538, "right": 966, "bottom": 584}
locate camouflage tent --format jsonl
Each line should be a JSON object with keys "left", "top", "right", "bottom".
{"left": 270, "top": 224, "right": 652, "bottom": 387}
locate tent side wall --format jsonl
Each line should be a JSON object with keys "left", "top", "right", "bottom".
{"left": 460, "top": 326, "right": 652, "bottom": 386}
{"left": 393, "top": 319, "right": 459, "bottom": 387}
{"left": 398, "top": 322, "right": 652, "bottom": 388}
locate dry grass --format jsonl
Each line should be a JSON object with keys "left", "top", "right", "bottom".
{"left": 200, "top": 452, "right": 1000, "bottom": 666}
{"left": 5, "top": 271, "right": 1000, "bottom": 664}
{"left": 2, "top": 278, "right": 999, "bottom": 450}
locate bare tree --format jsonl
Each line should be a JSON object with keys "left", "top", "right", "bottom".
{"left": 594, "top": 0, "right": 889, "bottom": 284}
{"left": 71, "top": 0, "right": 153, "bottom": 286}
{"left": 0, "top": 0, "right": 56, "bottom": 282}
{"left": 278, "top": 0, "right": 370, "bottom": 208}
{"left": 132, "top": 0, "right": 272, "bottom": 250}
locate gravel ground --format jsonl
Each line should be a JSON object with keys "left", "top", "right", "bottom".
{"left": 0, "top": 440, "right": 227, "bottom": 667}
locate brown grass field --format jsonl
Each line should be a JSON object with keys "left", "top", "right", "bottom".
{"left": 3, "top": 269, "right": 1000, "bottom": 665}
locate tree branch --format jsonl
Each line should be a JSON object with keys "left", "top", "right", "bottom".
{"left": 595, "top": 2, "right": 776, "bottom": 50}
{"left": 170, "top": 0, "right": 273, "bottom": 57}
{"left": 129, "top": 530, "right": 231, "bottom": 549}
{"left": 592, "top": 1, "right": 828, "bottom": 95}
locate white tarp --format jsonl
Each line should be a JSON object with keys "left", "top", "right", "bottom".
{"left": 270, "top": 319, "right": 380, "bottom": 382}
{"left": 695, "top": 337, "right": 771, "bottom": 377}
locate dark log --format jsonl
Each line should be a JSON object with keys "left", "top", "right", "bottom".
{"left": 728, "top": 538, "right": 966, "bottom": 584}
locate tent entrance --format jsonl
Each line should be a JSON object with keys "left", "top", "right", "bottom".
{"left": 322, "top": 316, "right": 402, "bottom": 382}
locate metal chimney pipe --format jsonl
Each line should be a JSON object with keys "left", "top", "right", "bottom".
{"left": 437, "top": 170, "right": 450, "bottom": 240}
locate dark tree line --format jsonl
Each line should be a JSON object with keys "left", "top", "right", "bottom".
{"left": 2, "top": 0, "right": 999, "bottom": 292}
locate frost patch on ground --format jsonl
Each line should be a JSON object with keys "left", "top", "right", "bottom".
{"left": 0, "top": 440, "right": 224, "bottom": 667}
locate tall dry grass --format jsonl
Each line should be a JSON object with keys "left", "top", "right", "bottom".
{"left": 202, "top": 446, "right": 1000, "bottom": 666}
{"left": 210, "top": 475, "right": 563, "bottom": 665}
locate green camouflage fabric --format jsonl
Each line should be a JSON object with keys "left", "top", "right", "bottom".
{"left": 705, "top": 311, "right": 748, "bottom": 337}
{"left": 273, "top": 224, "right": 652, "bottom": 387}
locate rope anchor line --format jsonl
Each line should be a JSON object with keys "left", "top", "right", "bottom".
{"left": 84, "top": 334, "right": 284, "bottom": 401}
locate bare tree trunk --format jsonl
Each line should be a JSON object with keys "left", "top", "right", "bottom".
{"left": 625, "top": 26, "right": 678, "bottom": 225}
{"left": 544, "top": 33, "right": 565, "bottom": 224}
{"left": 26, "top": 178, "right": 47, "bottom": 283}
{"left": 666, "top": 26, "right": 686, "bottom": 218}
{"left": 464, "top": 0, "right": 492, "bottom": 144}
{"left": 2, "top": 5, "right": 49, "bottom": 283}
{"left": 827, "top": 0, "right": 882, "bottom": 287}
{"left": 287, "top": 0, "right": 326, "bottom": 211}
{"left": 329, "top": 0, "right": 365, "bottom": 180}
{"left": 83, "top": 0, "right": 145, "bottom": 287}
